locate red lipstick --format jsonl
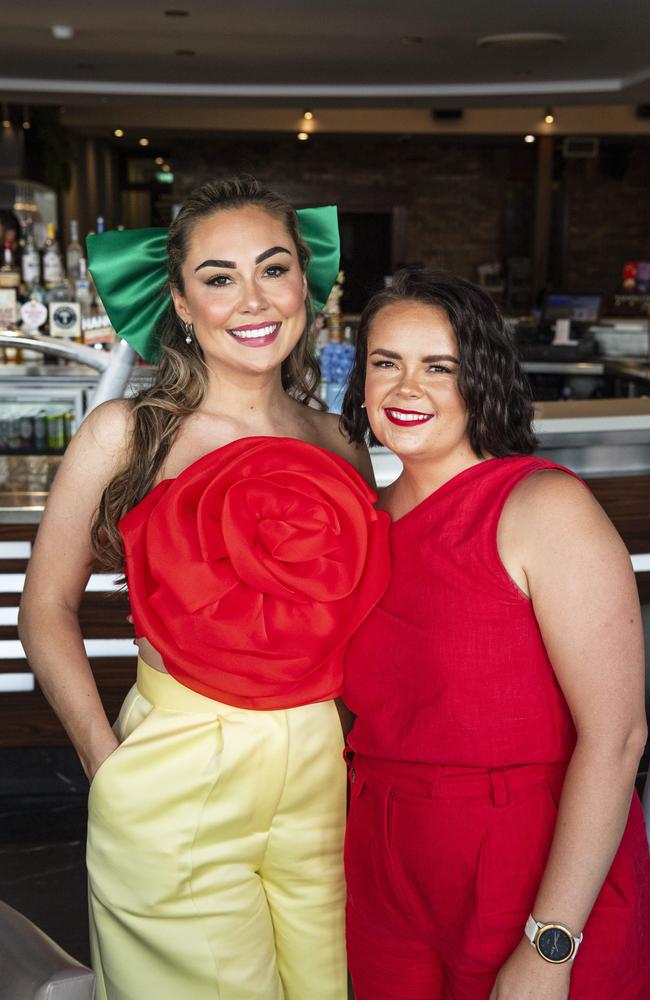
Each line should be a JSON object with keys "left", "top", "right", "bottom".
{"left": 384, "top": 407, "right": 434, "bottom": 427}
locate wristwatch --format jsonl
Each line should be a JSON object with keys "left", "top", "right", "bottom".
{"left": 525, "top": 914, "right": 583, "bottom": 964}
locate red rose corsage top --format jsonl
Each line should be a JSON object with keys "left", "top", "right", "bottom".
{"left": 119, "top": 436, "right": 391, "bottom": 710}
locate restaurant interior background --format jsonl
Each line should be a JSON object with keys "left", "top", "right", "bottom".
{"left": 1, "top": 0, "right": 650, "bottom": 969}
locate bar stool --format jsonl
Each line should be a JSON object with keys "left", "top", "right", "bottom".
{"left": 0, "top": 901, "right": 95, "bottom": 999}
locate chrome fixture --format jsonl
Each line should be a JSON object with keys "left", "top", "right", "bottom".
{"left": 0, "top": 332, "right": 136, "bottom": 415}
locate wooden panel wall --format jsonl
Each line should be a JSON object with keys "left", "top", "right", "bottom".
{"left": 0, "top": 523, "right": 135, "bottom": 746}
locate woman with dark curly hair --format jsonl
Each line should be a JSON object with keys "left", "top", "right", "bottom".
{"left": 18, "top": 176, "right": 390, "bottom": 1000}
{"left": 341, "top": 268, "right": 650, "bottom": 1000}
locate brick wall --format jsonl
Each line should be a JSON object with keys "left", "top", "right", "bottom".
{"left": 166, "top": 133, "right": 535, "bottom": 284}
{"left": 564, "top": 143, "right": 650, "bottom": 297}
{"left": 159, "top": 133, "right": 649, "bottom": 301}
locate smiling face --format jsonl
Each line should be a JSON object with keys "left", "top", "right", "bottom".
{"left": 171, "top": 204, "right": 308, "bottom": 377}
{"left": 364, "top": 300, "right": 474, "bottom": 465}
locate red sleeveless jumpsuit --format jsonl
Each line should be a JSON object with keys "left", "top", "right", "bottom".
{"left": 344, "top": 456, "right": 650, "bottom": 999}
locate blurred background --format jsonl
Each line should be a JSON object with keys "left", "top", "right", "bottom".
{"left": 1, "top": 0, "right": 649, "bottom": 970}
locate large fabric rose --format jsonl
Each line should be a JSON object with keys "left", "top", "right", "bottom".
{"left": 119, "top": 436, "right": 391, "bottom": 709}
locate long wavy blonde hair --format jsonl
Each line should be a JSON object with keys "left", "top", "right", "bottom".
{"left": 91, "top": 175, "right": 322, "bottom": 572}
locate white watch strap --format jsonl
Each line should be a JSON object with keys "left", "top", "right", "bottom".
{"left": 525, "top": 913, "right": 539, "bottom": 946}
{"left": 525, "top": 914, "right": 583, "bottom": 957}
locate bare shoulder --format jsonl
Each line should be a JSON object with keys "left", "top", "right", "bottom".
{"left": 54, "top": 398, "right": 134, "bottom": 491}
{"left": 502, "top": 466, "right": 622, "bottom": 553}
{"left": 76, "top": 398, "right": 133, "bottom": 456}
{"left": 308, "top": 409, "right": 375, "bottom": 484}
{"left": 505, "top": 468, "right": 596, "bottom": 520}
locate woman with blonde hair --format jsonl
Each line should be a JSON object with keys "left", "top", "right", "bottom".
{"left": 19, "top": 176, "right": 389, "bottom": 1000}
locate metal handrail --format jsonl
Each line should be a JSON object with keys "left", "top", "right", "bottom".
{"left": 0, "top": 331, "right": 136, "bottom": 414}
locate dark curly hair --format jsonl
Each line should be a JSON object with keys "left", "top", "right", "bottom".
{"left": 341, "top": 267, "right": 536, "bottom": 458}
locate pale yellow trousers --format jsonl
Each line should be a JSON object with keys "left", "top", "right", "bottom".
{"left": 86, "top": 658, "right": 347, "bottom": 1000}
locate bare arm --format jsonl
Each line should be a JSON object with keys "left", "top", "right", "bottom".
{"left": 18, "top": 399, "right": 133, "bottom": 781}
{"left": 491, "top": 471, "right": 647, "bottom": 999}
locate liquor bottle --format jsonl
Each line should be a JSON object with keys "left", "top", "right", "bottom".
{"left": 47, "top": 272, "right": 72, "bottom": 304}
{"left": 0, "top": 242, "right": 22, "bottom": 360}
{"left": 65, "top": 219, "right": 83, "bottom": 283}
{"left": 42, "top": 224, "right": 64, "bottom": 289}
{"left": 0, "top": 241, "right": 21, "bottom": 291}
{"left": 21, "top": 226, "right": 41, "bottom": 288}
{"left": 75, "top": 258, "right": 93, "bottom": 319}
{"left": 96, "top": 216, "right": 105, "bottom": 235}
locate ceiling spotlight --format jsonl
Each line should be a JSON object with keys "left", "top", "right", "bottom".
{"left": 155, "top": 156, "right": 164, "bottom": 165}
{"left": 113, "top": 128, "right": 124, "bottom": 138}
{"left": 524, "top": 133, "right": 536, "bottom": 143}
{"left": 22, "top": 106, "right": 31, "bottom": 130}
{"left": 162, "top": 163, "right": 172, "bottom": 172}
{"left": 1, "top": 104, "right": 10, "bottom": 129}
{"left": 544, "top": 108, "right": 555, "bottom": 124}
{"left": 138, "top": 137, "right": 150, "bottom": 147}
{"left": 51, "top": 24, "right": 75, "bottom": 40}
{"left": 303, "top": 110, "right": 314, "bottom": 121}
{"left": 297, "top": 131, "right": 309, "bottom": 141}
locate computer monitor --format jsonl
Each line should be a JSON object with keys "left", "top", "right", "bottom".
{"left": 543, "top": 293, "right": 602, "bottom": 325}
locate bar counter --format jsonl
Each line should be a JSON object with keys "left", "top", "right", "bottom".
{"left": 0, "top": 399, "right": 649, "bottom": 746}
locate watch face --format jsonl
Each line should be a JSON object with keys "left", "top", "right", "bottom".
{"left": 537, "top": 926, "right": 574, "bottom": 963}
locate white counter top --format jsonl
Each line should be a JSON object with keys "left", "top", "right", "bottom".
{"left": 534, "top": 398, "right": 650, "bottom": 435}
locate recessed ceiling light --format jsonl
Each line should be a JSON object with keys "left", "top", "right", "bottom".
{"left": 165, "top": 8, "right": 189, "bottom": 15}
{"left": 297, "top": 132, "right": 309, "bottom": 141}
{"left": 477, "top": 32, "right": 566, "bottom": 48}
{"left": 155, "top": 156, "right": 164, "bottom": 165}
{"left": 138, "top": 137, "right": 150, "bottom": 147}
{"left": 303, "top": 110, "right": 314, "bottom": 121}
{"left": 114, "top": 128, "right": 124, "bottom": 138}
{"left": 400, "top": 35, "right": 425, "bottom": 46}
{"left": 175, "top": 49, "right": 195, "bottom": 56}
{"left": 544, "top": 108, "right": 555, "bottom": 124}
{"left": 524, "top": 134, "right": 536, "bottom": 143}
{"left": 51, "top": 25, "right": 75, "bottom": 40}
{"left": 162, "top": 163, "right": 172, "bottom": 172}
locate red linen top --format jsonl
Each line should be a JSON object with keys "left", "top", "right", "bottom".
{"left": 119, "top": 436, "right": 391, "bottom": 710}
{"left": 345, "top": 456, "right": 580, "bottom": 767}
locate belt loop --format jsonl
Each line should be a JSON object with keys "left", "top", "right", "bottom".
{"left": 429, "top": 764, "right": 443, "bottom": 796}
{"left": 490, "top": 770, "right": 509, "bottom": 808}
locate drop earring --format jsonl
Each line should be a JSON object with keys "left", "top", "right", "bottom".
{"left": 361, "top": 402, "right": 366, "bottom": 409}
{"left": 183, "top": 321, "right": 194, "bottom": 345}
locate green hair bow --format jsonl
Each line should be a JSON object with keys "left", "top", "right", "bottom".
{"left": 86, "top": 205, "right": 340, "bottom": 363}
